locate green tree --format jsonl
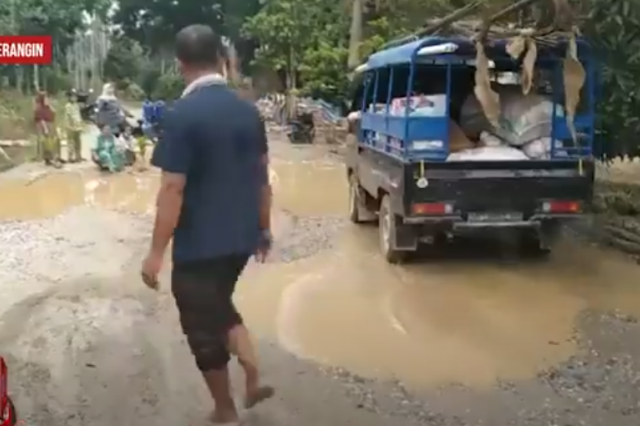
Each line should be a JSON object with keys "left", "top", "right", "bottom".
{"left": 583, "top": 0, "right": 640, "bottom": 159}
{"left": 103, "top": 35, "right": 146, "bottom": 87}
{"left": 113, "top": 0, "right": 262, "bottom": 73}
{"left": 243, "top": 0, "right": 350, "bottom": 104}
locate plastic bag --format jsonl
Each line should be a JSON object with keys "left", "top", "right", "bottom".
{"left": 389, "top": 95, "right": 447, "bottom": 116}
{"left": 460, "top": 89, "right": 564, "bottom": 146}
{"left": 478, "top": 131, "right": 505, "bottom": 147}
{"left": 447, "top": 146, "right": 529, "bottom": 161}
{"left": 521, "top": 137, "right": 568, "bottom": 159}
{"left": 497, "top": 90, "right": 563, "bottom": 146}
{"left": 459, "top": 93, "right": 490, "bottom": 138}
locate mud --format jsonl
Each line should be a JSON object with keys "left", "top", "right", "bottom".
{"left": 2, "top": 132, "right": 640, "bottom": 425}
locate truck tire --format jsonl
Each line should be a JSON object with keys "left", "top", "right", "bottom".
{"left": 348, "top": 174, "right": 374, "bottom": 224}
{"left": 379, "top": 195, "right": 407, "bottom": 263}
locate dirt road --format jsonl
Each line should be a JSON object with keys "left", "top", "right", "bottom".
{"left": 2, "top": 130, "right": 640, "bottom": 426}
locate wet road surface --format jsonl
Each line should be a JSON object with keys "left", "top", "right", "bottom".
{"left": 1, "top": 132, "right": 640, "bottom": 425}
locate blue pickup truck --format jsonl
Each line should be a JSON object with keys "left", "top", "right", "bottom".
{"left": 345, "top": 35, "right": 596, "bottom": 262}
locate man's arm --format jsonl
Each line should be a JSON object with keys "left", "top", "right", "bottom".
{"left": 149, "top": 105, "right": 193, "bottom": 256}
{"left": 256, "top": 115, "right": 271, "bottom": 231}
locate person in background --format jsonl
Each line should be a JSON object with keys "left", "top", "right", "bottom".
{"left": 96, "top": 83, "right": 132, "bottom": 138}
{"left": 142, "top": 97, "right": 157, "bottom": 142}
{"left": 34, "top": 91, "right": 60, "bottom": 167}
{"left": 153, "top": 99, "right": 165, "bottom": 126}
{"left": 143, "top": 97, "right": 155, "bottom": 126}
{"left": 64, "top": 90, "right": 84, "bottom": 162}
{"left": 140, "top": 24, "right": 274, "bottom": 424}
{"left": 92, "top": 125, "right": 124, "bottom": 172}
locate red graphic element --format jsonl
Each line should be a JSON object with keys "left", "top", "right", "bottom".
{"left": 0, "top": 357, "right": 16, "bottom": 426}
{"left": 0, "top": 36, "right": 53, "bottom": 65}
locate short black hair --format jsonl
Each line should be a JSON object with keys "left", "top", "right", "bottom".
{"left": 175, "top": 24, "right": 224, "bottom": 68}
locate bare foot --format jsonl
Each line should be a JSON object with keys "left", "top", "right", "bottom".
{"left": 209, "top": 410, "right": 240, "bottom": 425}
{"left": 244, "top": 385, "right": 275, "bottom": 409}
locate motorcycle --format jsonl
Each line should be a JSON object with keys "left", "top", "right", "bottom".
{"left": 76, "top": 90, "right": 97, "bottom": 123}
{"left": 287, "top": 111, "right": 315, "bottom": 144}
{"left": 1, "top": 357, "right": 17, "bottom": 426}
{"left": 80, "top": 102, "right": 97, "bottom": 123}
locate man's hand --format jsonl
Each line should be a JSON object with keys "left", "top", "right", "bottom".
{"left": 141, "top": 250, "right": 164, "bottom": 290}
{"left": 255, "top": 229, "right": 272, "bottom": 263}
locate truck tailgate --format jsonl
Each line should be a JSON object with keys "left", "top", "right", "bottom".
{"left": 404, "top": 160, "right": 594, "bottom": 215}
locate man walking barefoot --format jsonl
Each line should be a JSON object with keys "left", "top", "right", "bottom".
{"left": 141, "top": 24, "right": 274, "bottom": 424}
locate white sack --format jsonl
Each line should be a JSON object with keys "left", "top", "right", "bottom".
{"left": 521, "top": 137, "right": 568, "bottom": 159}
{"left": 460, "top": 88, "right": 565, "bottom": 146}
{"left": 447, "top": 146, "right": 529, "bottom": 161}
{"left": 479, "top": 131, "right": 506, "bottom": 147}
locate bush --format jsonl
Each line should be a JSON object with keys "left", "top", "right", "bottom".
{"left": 152, "top": 73, "right": 184, "bottom": 101}
{"left": 122, "top": 82, "right": 146, "bottom": 101}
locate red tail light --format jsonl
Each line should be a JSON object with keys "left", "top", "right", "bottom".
{"left": 412, "top": 202, "right": 453, "bottom": 215}
{"left": 542, "top": 200, "right": 580, "bottom": 213}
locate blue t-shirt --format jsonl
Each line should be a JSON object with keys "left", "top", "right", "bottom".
{"left": 151, "top": 85, "right": 268, "bottom": 264}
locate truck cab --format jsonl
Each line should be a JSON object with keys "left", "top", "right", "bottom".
{"left": 345, "top": 36, "right": 595, "bottom": 262}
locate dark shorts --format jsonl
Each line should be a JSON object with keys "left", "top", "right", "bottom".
{"left": 171, "top": 254, "right": 250, "bottom": 371}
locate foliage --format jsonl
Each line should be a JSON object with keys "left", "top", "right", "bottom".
{"left": 42, "top": 0, "right": 640, "bottom": 160}
{"left": 103, "top": 35, "right": 147, "bottom": 90}
{"left": 153, "top": 72, "right": 184, "bottom": 101}
{"left": 299, "top": 42, "right": 349, "bottom": 104}
{"left": 0, "top": 0, "right": 105, "bottom": 143}
{"left": 583, "top": 0, "right": 640, "bottom": 159}
{"left": 243, "top": 0, "right": 350, "bottom": 104}
{"left": 113, "top": 0, "right": 262, "bottom": 73}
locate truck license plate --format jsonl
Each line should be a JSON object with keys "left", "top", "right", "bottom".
{"left": 467, "top": 212, "right": 523, "bottom": 222}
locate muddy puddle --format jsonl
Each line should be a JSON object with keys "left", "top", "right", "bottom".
{"left": 4, "top": 158, "right": 640, "bottom": 390}
{"left": 239, "top": 159, "right": 640, "bottom": 389}
{"left": 0, "top": 169, "right": 159, "bottom": 220}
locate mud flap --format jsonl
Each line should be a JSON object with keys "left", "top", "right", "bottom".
{"left": 393, "top": 221, "right": 418, "bottom": 251}
{"left": 355, "top": 186, "right": 377, "bottom": 222}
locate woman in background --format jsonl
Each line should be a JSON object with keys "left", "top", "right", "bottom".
{"left": 96, "top": 83, "right": 132, "bottom": 138}
{"left": 34, "top": 92, "right": 60, "bottom": 167}
{"left": 92, "top": 125, "right": 124, "bottom": 172}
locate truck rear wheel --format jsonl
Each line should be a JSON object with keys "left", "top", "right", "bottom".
{"left": 379, "top": 195, "right": 408, "bottom": 263}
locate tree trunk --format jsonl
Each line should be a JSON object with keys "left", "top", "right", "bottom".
{"left": 347, "top": 0, "right": 363, "bottom": 69}
{"left": 285, "top": 45, "right": 297, "bottom": 120}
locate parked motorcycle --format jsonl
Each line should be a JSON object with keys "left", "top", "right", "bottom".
{"left": 76, "top": 90, "right": 97, "bottom": 123}
{"left": 80, "top": 102, "right": 97, "bottom": 123}
{"left": 287, "top": 111, "right": 315, "bottom": 144}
